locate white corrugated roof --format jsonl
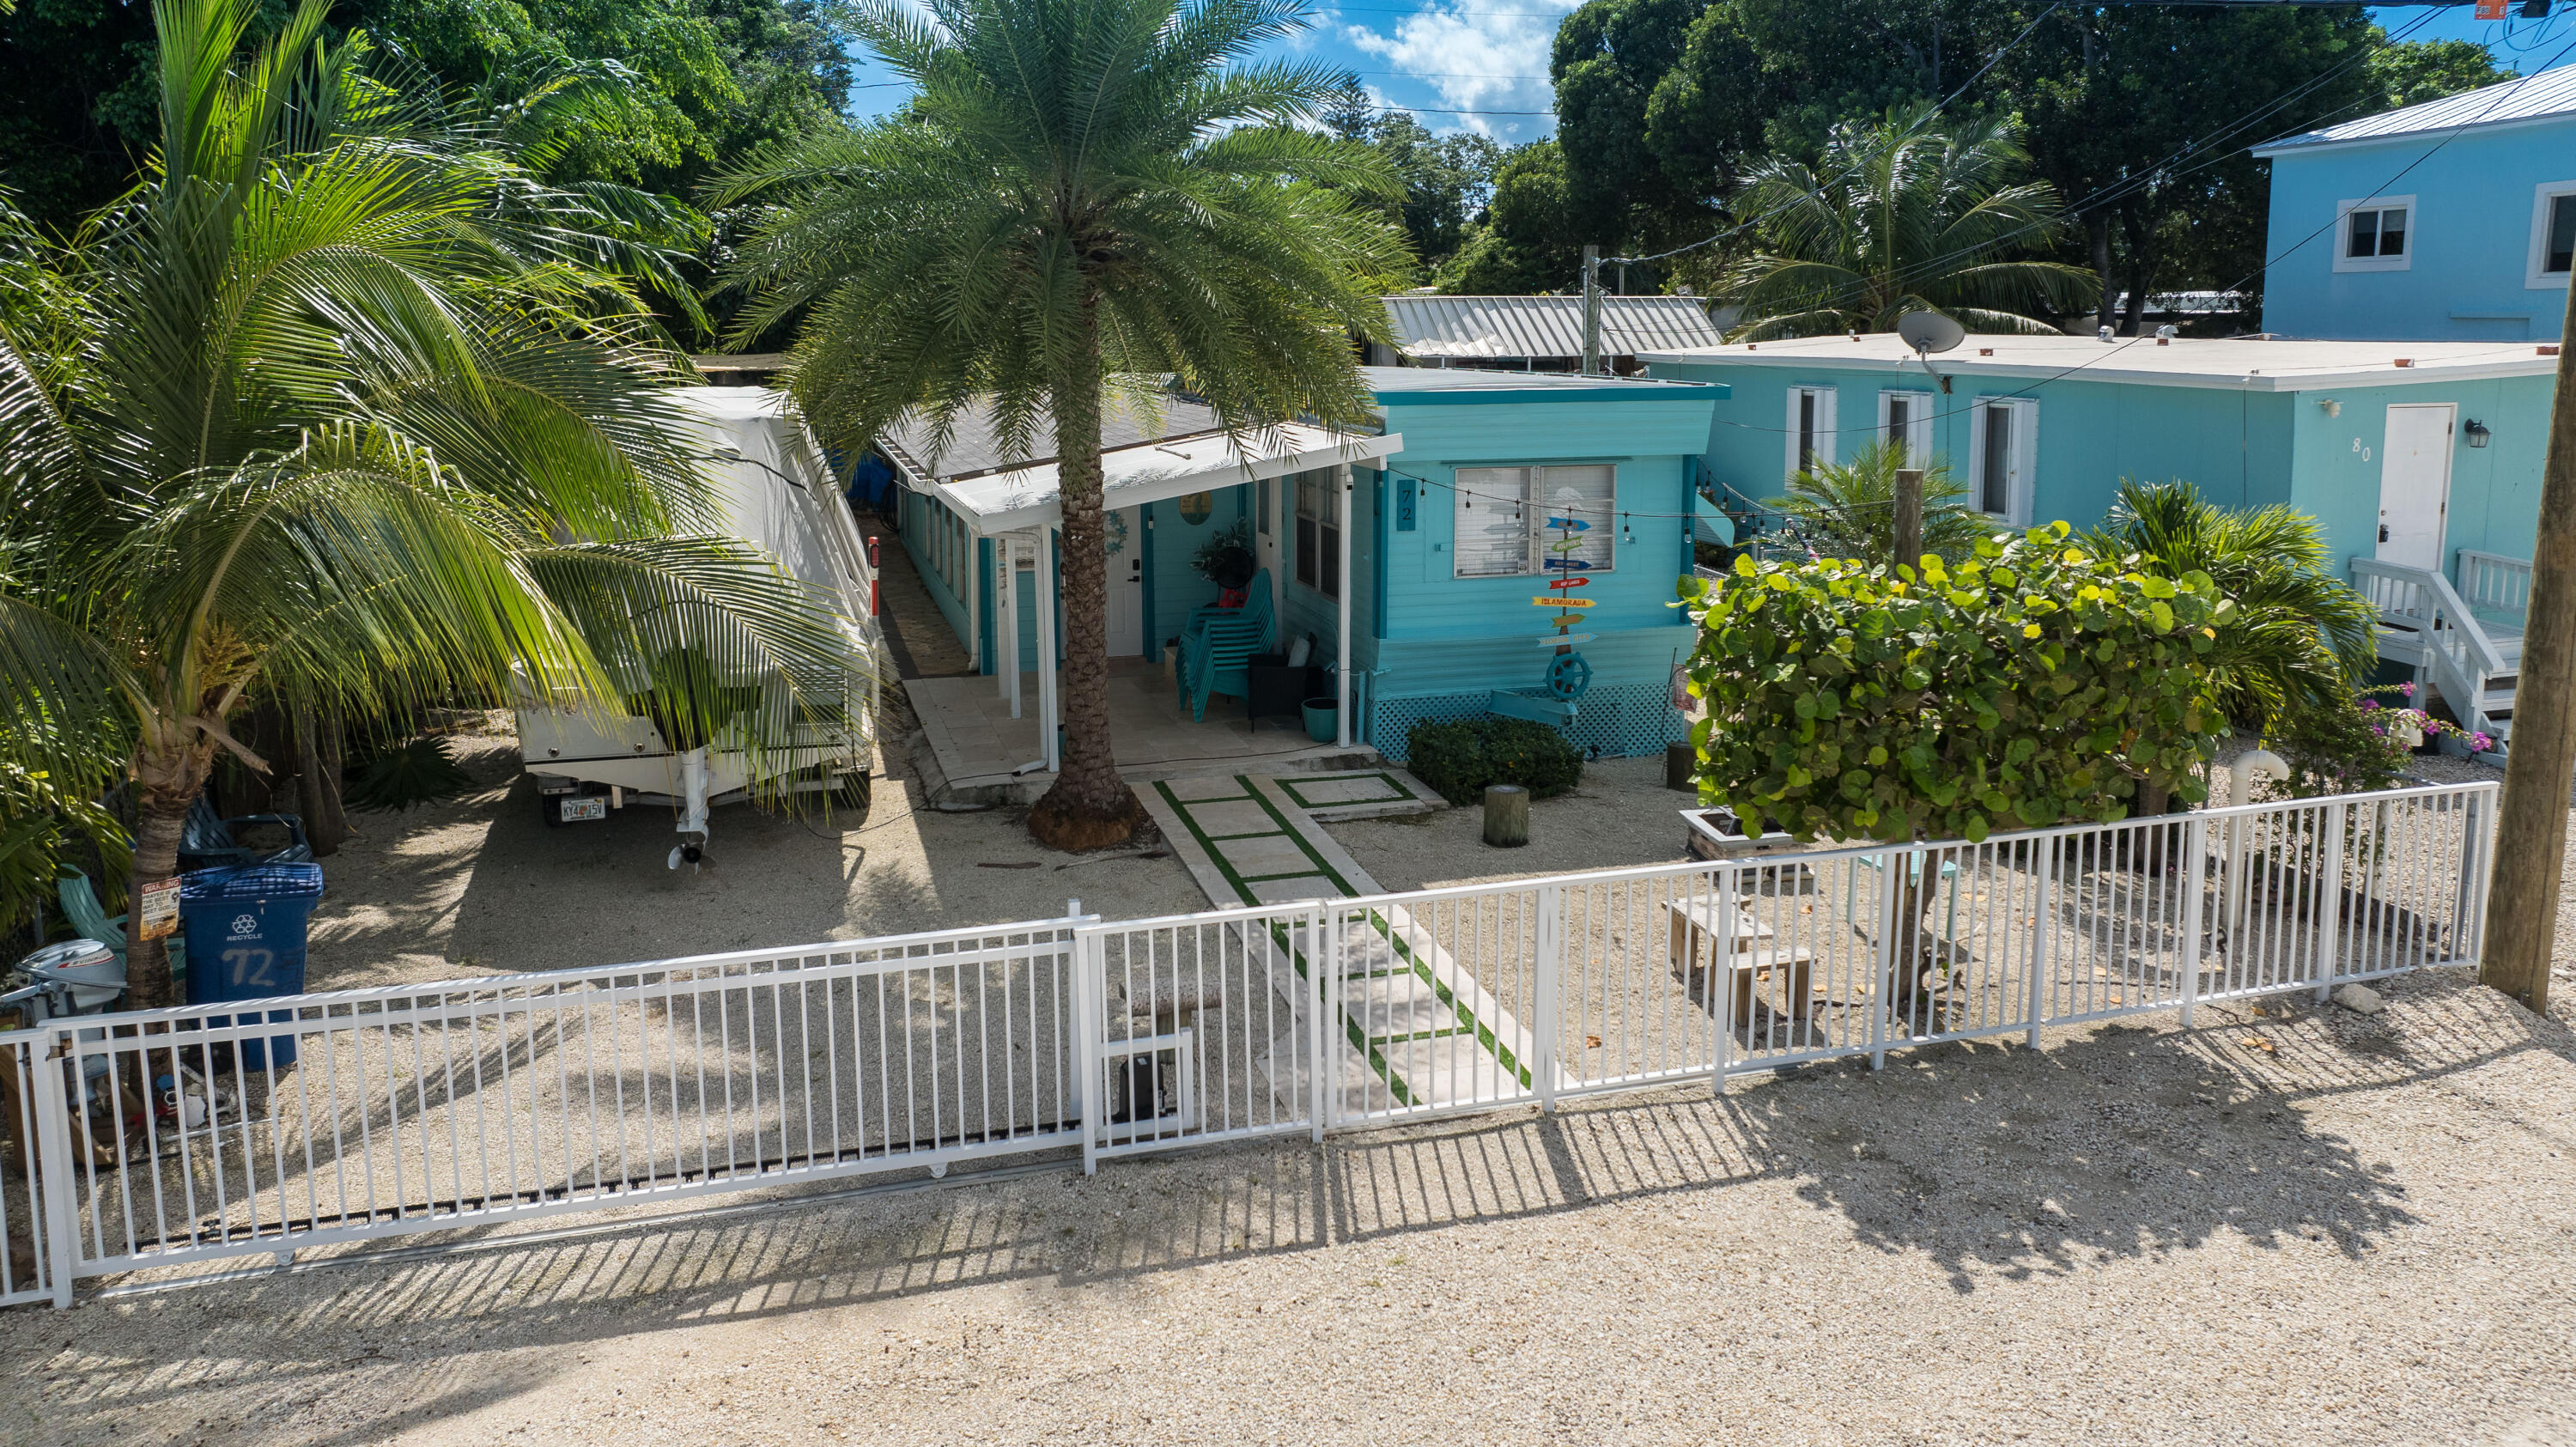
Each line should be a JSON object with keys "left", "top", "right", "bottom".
{"left": 2253, "top": 62, "right": 2576, "bottom": 156}
{"left": 1382, "top": 294, "right": 1722, "bottom": 360}
{"left": 891, "top": 423, "right": 1402, "bottom": 534}
{"left": 1637, "top": 332, "right": 2563, "bottom": 391}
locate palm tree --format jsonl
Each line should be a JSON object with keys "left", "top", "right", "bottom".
{"left": 0, "top": 0, "right": 850, "bottom": 1008}
{"left": 714, "top": 0, "right": 1409, "bottom": 849}
{"left": 1719, "top": 104, "right": 2097, "bottom": 340}
{"left": 2083, "top": 480, "right": 2379, "bottom": 739}
{"left": 1764, "top": 442, "right": 1990, "bottom": 565}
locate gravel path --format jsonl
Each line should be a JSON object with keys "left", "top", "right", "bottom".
{"left": 5, "top": 744, "right": 2574, "bottom": 1445}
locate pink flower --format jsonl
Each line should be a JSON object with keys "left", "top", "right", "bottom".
{"left": 2358, "top": 699, "right": 2379, "bottom": 712}
{"left": 2399, "top": 682, "right": 2416, "bottom": 697}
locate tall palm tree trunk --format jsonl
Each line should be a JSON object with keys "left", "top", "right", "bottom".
{"left": 1030, "top": 299, "right": 1145, "bottom": 849}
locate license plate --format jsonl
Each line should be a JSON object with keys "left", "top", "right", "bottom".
{"left": 559, "top": 797, "right": 607, "bottom": 822}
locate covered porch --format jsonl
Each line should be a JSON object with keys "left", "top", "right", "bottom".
{"left": 2351, "top": 548, "right": 2526, "bottom": 755}
{"left": 877, "top": 392, "right": 1403, "bottom": 801}
{"left": 905, "top": 660, "right": 1371, "bottom": 804}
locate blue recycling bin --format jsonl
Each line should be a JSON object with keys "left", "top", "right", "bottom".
{"left": 181, "top": 863, "right": 325, "bottom": 1070}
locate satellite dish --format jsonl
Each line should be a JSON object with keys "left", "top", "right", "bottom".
{"left": 1897, "top": 310, "right": 1965, "bottom": 356}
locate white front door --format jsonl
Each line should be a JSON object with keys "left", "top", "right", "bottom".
{"left": 1255, "top": 479, "right": 1285, "bottom": 623}
{"left": 1103, "top": 505, "right": 1143, "bottom": 656}
{"left": 2376, "top": 404, "right": 2455, "bottom": 572}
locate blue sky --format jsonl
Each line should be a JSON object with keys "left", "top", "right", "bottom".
{"left": 843, "top": 3, "right": 2561, "bottom": 145}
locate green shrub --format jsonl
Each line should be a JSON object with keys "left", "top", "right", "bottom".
{"left": 1405, "top": 717, "right": 1583, "bottom": 806}
{"left": 343, "top": 736, "right": 476, "bottom": 813}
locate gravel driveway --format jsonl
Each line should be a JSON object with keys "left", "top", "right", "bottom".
{"left": 3, "top": 741, "right": 2573, "bottom": 1446}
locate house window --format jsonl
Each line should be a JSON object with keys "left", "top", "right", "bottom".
{"left": 1783, "top": 386, "right": 1837, "bottom": 478}
{"left": 2334, "top": 195, "right": 2414, "bottom": 273}
{"left": 1877, "top": 389, "right": 1935, "bottom": 462}
{"left": 2530, "top": 180, "right": 2576, "bottom": 288}
{"left": 1969, "top": 399, "right": 2036, "bottom": 526}
{"left": 1296, "top": 469, "right": 1340, "bottom": 599}
{"left": 1257, "top": 476, "right": 1273, "bottom": 536}
{"left": 1450, "top": 465, "right": 1616, "bottom": 579}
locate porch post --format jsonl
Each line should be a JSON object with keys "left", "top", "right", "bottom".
{"left": 997, "top": 533, "right": 1017, "bottom": 714}
{"left": 1336, "top": 464, "right": 1354, "bottom": 749}
{"left": 1038, "top": 525, "right": 1061, "bottom": 773}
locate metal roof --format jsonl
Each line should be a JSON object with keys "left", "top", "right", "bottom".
{"left": 1381, "top": 294, "right": 1723, "bottom": 361}
{"left": 878, "top": 392, "right": 1223, "bottom": 483}
{"left": 895, "top": 423, "right": 1403, "bottom": 535}
{"left": 2252, "top": 62, "right": 2576, "bottom": 156}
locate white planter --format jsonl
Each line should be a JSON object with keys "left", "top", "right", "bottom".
{"left": 2393, "top": 722, "right": 2424, "bottom": 749}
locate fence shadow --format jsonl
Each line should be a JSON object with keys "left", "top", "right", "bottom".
{"left": 18, "top": 968, "right": 2567, "bottom": 1440}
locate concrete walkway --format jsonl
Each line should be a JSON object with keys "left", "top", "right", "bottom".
{"left": 1139, "top": 771, "right": 1563, "bottom": 1116}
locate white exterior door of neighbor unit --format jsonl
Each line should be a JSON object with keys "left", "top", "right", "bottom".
{"left": 2375, "top": 404, "right": 2455, "bottom": 573}
{"left": 1103, "top": 504, "right": 1143, "bottom": 656}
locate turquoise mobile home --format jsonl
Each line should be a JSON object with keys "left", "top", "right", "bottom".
{"left": 1641, "top": 331, "right": 2562, "bottom": 749}
{"left": 879, "top": 367, "right": 1726, "bottom": 780}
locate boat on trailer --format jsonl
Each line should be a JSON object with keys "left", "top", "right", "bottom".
{"left": 516, "top": 386, "right": 883, "bottom": 867}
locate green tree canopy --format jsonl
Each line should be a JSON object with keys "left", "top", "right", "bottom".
{"left": 1717, "top": 104, "right": 2095, "bottom": 337}
{"left": 1320, "top": 88, "right": 1504, "bottom": 281}
{"left": 1545, "top": 0, "right": 2508, "bottom": 316}
{"left": 1680, "top": 522, "right": 2227, "bottom": 846}
{"left": 0, "top": 0, "right": 852, "bottom": 232}
{"left": 1440, "top": 139, "right": 1583, "bottom": 294}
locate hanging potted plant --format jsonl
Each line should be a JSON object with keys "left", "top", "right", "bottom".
{"left": 1190, "top": 520, "right": 1256, "bottom": 606}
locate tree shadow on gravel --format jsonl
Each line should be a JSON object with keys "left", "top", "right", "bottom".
{"left": 1754, "top": 969, "right": 2576, "bottom": 1292}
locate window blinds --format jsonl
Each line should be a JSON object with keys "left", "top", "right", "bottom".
{"left": 1451, "top": 465, "right": 1617, "bottom": 577}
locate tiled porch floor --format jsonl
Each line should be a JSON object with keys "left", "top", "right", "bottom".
{"left": 905, "top": 657, "right": 1369, "bottom": 799}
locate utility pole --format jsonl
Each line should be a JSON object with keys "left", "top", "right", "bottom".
{"left": 1581, "top": 245, "right": 1602, "bottom": 378}
{"left": 1893, "top": 467, "right": 1924, "bottom": 575}
{"left": 2482, "top": 279, "right": 2576, "bottom": 1014}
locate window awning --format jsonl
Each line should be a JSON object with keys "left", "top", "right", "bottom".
{"left": 892, "top": 422, "right": 1404, "bottom": 535}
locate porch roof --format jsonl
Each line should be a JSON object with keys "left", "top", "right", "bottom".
{"left": 885, "top": 411, "right": 1402, "bottom": 535}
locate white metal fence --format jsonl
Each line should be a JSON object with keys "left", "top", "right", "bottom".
{"left": 0, "top": 782, "right": 2495, "bottom": 1307}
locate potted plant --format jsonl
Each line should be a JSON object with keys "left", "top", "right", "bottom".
{"left": 1189, "top": 520, "right": 1256, "bottom": 605}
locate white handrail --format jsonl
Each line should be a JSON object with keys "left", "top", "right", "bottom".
{"left": 2457, "top": 549, "right": 2531, "bottom": 623}
{"left": 2350, "top": 557, "right": 2508, "bottom": 740}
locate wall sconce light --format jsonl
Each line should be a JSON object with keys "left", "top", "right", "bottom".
{"left": 2318, "top": 398, "right": 2341, "bottom": 418}
{"left": 2464, "top": 418, "right": 2492, "bottom": 448}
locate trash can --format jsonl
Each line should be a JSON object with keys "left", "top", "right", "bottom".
{"left": 181, "top": 863, "right": 324, "bottom": 1070}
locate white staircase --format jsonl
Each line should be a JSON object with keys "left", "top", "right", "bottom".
{"left": 2351, "top": 550, "right": 2526, "bottom": 754}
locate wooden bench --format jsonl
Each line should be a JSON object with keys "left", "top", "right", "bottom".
{"left": 1663, "top": 897, "right": 1816, "bottom": 1026}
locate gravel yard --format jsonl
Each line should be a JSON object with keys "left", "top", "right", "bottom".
{"left": 4, "top": 738, "right": 2573, "bottom": 1445}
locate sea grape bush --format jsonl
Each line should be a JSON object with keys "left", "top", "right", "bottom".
{"left": 1679, "top": 521, "right": 2229, "bottom": 844}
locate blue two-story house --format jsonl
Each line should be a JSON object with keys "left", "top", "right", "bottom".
{"left": 2253, "top": 62, "right": 2575, "bottom": 343}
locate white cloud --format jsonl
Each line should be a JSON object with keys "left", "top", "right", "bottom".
{"left": 1335, "top": 0, "right": 1580, "bottom": 140}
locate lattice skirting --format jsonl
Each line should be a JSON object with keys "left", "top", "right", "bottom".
{"left": 1367, "top": 682, "right": 1684, "bottom": 763}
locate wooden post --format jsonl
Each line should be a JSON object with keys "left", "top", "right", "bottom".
{"left": 1893, "top": 467, "right": 1924, "bottom": 575}
{"left": 2483, "top": 286, "right": 2576, "bottom": 1015}
{"left": 1580, "top": 246, "right": 1601, "bottom": 378}
{"left": 1483, "top": 785, "right": 1529, "bottom": 847}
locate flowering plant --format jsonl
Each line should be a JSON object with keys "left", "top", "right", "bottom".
{"left": 2354, "top": 682, "right": 2495, "bottom": 755}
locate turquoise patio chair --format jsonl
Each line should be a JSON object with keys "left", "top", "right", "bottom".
{"left": 1176, "top": 570, "right": 1277, "bottom": 722}
{"left": 57, "top": 868, "right": 186, "bottom": 987}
